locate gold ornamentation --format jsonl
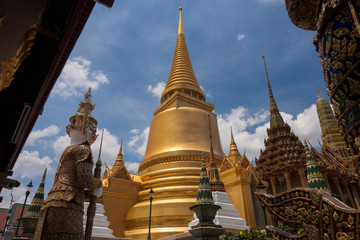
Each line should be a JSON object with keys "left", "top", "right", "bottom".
{"left": 0, "top": 24, "right": 37, "bottom": 91}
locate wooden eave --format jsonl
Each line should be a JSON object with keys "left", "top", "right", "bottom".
{"left": 0, "top": 0, "right": 110, "bottom": 177}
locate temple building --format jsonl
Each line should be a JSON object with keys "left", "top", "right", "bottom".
{"left": 101, "top": 140, "right": 141, "bottom": 237}
{"left": 219, "top": 128, "right": 264, "bottom": 229}
{"left": 255, "top": 56, "right": 307, "bottom": 195}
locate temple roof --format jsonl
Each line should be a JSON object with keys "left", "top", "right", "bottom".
{"left": 103, "top": 139, "right": 131, "bottom": 180}
{"left": 161, "top": 8, "right": 205, "bottom": 103}
{"left": 256, "top": 56, "right": 306, "bottom": 179}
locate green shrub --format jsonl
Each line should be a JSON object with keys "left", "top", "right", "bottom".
{"left": 277, "top": 224, "right": 304, "bottom": 235}
{"left": 222, "top": 229, "right": 269, "bottom": 240}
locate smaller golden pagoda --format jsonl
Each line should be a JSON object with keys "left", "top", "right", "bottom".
{"left": 101, "top": 140, "right": 141, "bottom": 238}
{"left": 219, "top": 127, "right": 265, "bottom": 229}
{"left": 103, "top": 139, "right": 131, "bottom": 183}
{"left": 255, "top": 55, "right": 307, "bottom": 195}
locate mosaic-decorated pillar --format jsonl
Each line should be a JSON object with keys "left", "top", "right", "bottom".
{"left": 285, "top": 0, "right": 360, "bottom": 164}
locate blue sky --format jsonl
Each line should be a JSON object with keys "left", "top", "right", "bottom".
{"left": 1, "top": 0, "right": 329, "bottom": 207}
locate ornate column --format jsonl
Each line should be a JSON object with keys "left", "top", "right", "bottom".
{"left": 284, "top": 172, "right": 292, "bottom": 190}
{"left": 269, "top": 176, "right": 277, "bottom": 195}
{"left": 297, "top": 169, "right": 306, "bottom": 187}
{"left": 332, "top": 177, "right": 346, "bottom": 203}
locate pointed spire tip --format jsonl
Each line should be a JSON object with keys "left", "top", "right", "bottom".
{"left": 178, "top": 7, "right": 184, "bottom": 35}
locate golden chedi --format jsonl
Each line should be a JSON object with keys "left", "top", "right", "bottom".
{"left": 124, "top": 8, "right": 224, "bottom": 239}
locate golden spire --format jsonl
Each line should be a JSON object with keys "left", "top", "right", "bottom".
{"left": 230, "top": 126, "right": 235, "bottom": 145}
{"left": 262, "top": 54, "right": 284, "bottom": 128}
{"left": 178, "top": 7, "right": 184, "bottom": 35}
{"left": 113, "top": 138, "right": 124, "bottom": 169}
{"left": 118, "top": 138, "right": 123, "bottom": 157}
{"left": 229, "top": 126, "right": 241, "bottom": 164}
{"left": 111, "top": 138, "right": 131, "bottom": 179}
{"left": 161, "top": 8, "right": 205, "bottom": 103}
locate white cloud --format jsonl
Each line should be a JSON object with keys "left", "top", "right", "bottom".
{"left": 236, "top": 33, "right": 245, "bottom": 41}
{"left": 53, "top": 56, "right": 109, "bottom": 98}
{"left": 126, "top": 162, "right": 140, "bottom": 173}
{"left": 91, "top": 128, "right": 120, "bottom": 169}
{"left": 128, "top": 127, "right": 150, "bottom": 157}
{"left": 281, "top": 104, "right": 321, "bottom": 146}
{"left": 147, "top": 81, "right": 166, "bottom": 98}
{"left": 26, "top": 125, "right": 60, "bottom": 146}
{"left": 217, "top": 104, "right": 321, "bottom": 161}
{"left": 131, "top": 129, "right": 140, "bottom": 134}
{"left": 13, "top": 151, "right": 52, "bottom": 179}
{"left": 0, "top": 186, "right": 27, "bottom": 208}
{"left": 52, "top": 135, "right": 70, "bottom": 159}
{"left": 217, "top": 107, "right": 269, "bottom": 160}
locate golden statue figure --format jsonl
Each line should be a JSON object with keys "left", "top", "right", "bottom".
{"left": 34, "top": 88, "right": 102, "bottom": 240}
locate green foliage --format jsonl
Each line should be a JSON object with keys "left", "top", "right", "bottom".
{"left": 277, "top": 224, "right": 304, "bottom": 235}
{"left": 222, "top": 229, "right": 269, "bottom": 240}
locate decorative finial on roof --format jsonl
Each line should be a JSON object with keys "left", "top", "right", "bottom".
{"left": 118, "top": 138, "right": 123, "bottom": 156}
{"left": 111, "top": 138, "right": 131, "bottom": 180}
{"left": 24, "top": 168, "right": 47, "bottom": 218}
{"left": 178, "top": 7, "right": 184, "bottom": 35}
{"left": 230, "top": 126, "right": 235, "bottom": 145}
{"left": 262, "top": 55, "right": 284, "bottom": 128}
{"left": 229, "top": 126, "right": 241, "bottom": 164}
{"left": 196, "top": 153, "right": 214, "bottom": 205}
{"left": 262, "top": 54, "right": 273, "bottom": 97}
{"left": 317, "top": 89, "right": 321, "bottom": 98}
{"left": 304, "top": 140, "right": 329, "bottom": 192}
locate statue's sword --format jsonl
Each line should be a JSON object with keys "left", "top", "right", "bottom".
{"left": 85, "top": 129, "right": 104, "bottom": 240}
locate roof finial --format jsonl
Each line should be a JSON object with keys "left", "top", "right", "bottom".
{"left": 230, "top": 126, "right": 235, "bottom": 145}
{"left": 317, "top": 89, "right": 321, "bottom": 98}
{"left": 262, "top": 54, "right": 273, "bottom": 97}
{"left": 262, "top": 54, "right": 284, "bottom": 128}
{"left": 118, "top": 138, "right": 123, "bottom": 156}
{"left": 178, "top": 7, "right": 184, "bottom": 35}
